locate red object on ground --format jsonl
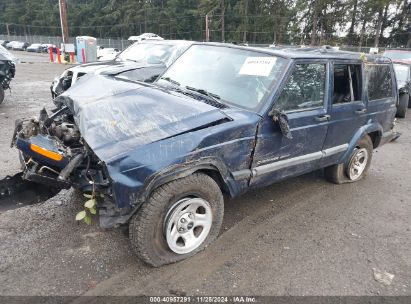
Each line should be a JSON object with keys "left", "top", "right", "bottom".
{"left": 49, "top": 47, "right": 54, "bottom": 62}
{"left": 56, "top": 48, "right": 61, "bottom": 64}
{"left": 81, "top": 48, "right": 86, "bottom": 63}
{"left": 70, "top": 52, "right": 75, "bottom": 63}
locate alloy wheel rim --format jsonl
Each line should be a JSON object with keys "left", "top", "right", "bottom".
{"left": 348, "top": 148, "right": 368, "bottom": 180}
{"left": 164, "top": 197, "right": 213, "bottom": 254}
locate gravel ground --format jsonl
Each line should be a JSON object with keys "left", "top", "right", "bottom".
{"left": 0, "top": 52, "right": 410, "bottom": 296}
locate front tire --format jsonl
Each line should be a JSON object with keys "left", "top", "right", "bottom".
{"left": 129, "top": 173, "right": 224, "bottom": 267}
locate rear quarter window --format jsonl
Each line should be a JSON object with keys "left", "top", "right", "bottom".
{"left": 365, "top": 64, "right": 393, "bottom": 101}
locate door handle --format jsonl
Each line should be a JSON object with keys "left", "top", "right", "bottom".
{"left": 314, "top": 114, "right": 330, "bottom": 122}
{"left": 355, "top": 108, "right": 367, "bottom": 114}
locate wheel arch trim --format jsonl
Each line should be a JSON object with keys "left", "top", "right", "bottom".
{"left": 138, "top": 157, "right": 238, "bottom": 204}
{"left": 340, "top": 123, "right": 382, "bottom": 163}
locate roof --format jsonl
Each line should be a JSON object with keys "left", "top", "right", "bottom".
{"left": 195, "top": 42, "right": 392, "bottom": 64}
{"left": 136, "top": 40, "right": 194, "bottom": 46}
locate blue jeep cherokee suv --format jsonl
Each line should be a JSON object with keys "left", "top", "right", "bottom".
{"left": 11, "top": 43, "right": 398, "bottom": 266}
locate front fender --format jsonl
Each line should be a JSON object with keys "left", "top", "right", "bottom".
{"left": 138, "top": 157, "right": 239, "bottom": 204}
{"left": 110, "top": 157, "right": 242, "bottom": 226}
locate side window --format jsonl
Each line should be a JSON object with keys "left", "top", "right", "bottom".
{"left": 275, "top": 63, "right": 326, "bottom": 112}
{"left": 333, "top": 64, "right": 362, "bottom": 104}
{"left": 366, "top": 64, "right": 393, "bottom": 101}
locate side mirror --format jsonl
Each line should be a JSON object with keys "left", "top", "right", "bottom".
{"left": 268, "top": 108, "right": 293, "bottom": 139}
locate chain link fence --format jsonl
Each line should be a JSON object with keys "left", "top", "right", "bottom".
{"left": 0, "top": 34, "right": 131, "bottom": 51}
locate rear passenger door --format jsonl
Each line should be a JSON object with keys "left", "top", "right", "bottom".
{"left": 364, "top": 63, "right": 397, "bottom": 135}
{"left": 320, "top": 61, "right": 367, "bottom": 167}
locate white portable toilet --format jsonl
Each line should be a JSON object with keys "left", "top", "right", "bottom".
{"left": 76, "top": 36, "right": 97, "bottom": 63}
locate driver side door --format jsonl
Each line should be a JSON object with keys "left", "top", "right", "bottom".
{"left": 250, "top": 60, "right": 331, "bottom": 188}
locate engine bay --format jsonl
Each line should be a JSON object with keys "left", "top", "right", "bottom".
{"left": 11, "top": 107, "right": 110, "bottom": 194}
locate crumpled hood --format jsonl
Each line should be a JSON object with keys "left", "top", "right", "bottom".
{"left": 59, "top": 75, "right": 229, "bottom": 162}
{"left": 68, "top": 60, "right": 161, "bottom": 76}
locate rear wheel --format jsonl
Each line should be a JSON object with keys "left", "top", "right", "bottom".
{"left": 325, "top": 135, "right": 373, "bottom": 184}
{"left": 0, "top": 87, "right": 4, "bottom": 105}
{"left": 396, "top": 93, "right": 408, "bottom": 118}
{"left": 345, "top": 146, "right": 371, "bottom": 181}
{"left": 129, "top": 173, "right": 224, "bottom": 267}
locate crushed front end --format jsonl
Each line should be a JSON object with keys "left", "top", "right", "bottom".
{"left": 10, "top": 107, "right": 123, "bottom": 228}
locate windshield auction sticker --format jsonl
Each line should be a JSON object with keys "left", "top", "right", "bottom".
{"left": 239, "top": 57, "right": 277, "bottom": 77}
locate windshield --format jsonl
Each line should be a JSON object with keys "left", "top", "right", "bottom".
{"left": 118, "top": 43, "right": 174, "bottom": 64}
{"left": 394, "top": 64, "right": 410, "bottom": 82}
{"left": 156, "top": 45, "right": 288, "bottom": 110}
{"left": 383, "top": 51, "right": 411, "bottom": 60}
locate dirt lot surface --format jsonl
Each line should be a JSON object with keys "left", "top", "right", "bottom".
{"left": 0, "top": 52, "right": 410, "bottom": 296}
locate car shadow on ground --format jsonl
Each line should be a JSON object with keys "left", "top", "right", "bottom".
{"left": 222, "top": 170, "right": 324, "bottom": 232}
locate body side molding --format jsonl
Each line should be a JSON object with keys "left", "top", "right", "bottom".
{"left": 232, "top": 144, "right": 349, "bottom": 181}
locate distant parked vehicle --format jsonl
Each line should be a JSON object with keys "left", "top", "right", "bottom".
{"left": 26, "top": 43, "right": 44, "bottom": 53}
{"left": 383, "top": 50, "right": 411, "bottom": 63}
{"left": 50, "top": 40, "right": 192, "bottom": 100}
{"left": 128, "top": 33, "right": 164, "bottom": 42}
{"left": 12, "top": 42, "right": 29, "bottom": 51}
{"left": 5, "top": 41, "right": 19, "bottom": 49}
{"left": 0, "top": 45, "right": 16, "bottom": 104}
{"left": 0, "top": 40, "right": 9, "bottom": 47}
{"left": 393, "top": 62, "right": 411, "bottom": 118}
{"left": 97, "top": 47, "right": 120, "bottom": 61}
{"left": 43, "top": 44, "right": 58, "bottom": 54}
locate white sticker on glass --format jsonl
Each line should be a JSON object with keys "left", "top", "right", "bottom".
{"left": 239, "top": 57, "right": 277, "bottom": 77}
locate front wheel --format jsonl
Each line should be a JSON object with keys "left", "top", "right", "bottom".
{"left": 129, "top": 173, "right": 224, "bottom": 267}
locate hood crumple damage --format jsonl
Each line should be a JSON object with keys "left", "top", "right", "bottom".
{"left": 56, "top": 75, "right": 230, "bottom": 162}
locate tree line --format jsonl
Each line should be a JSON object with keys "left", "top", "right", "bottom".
{"left": 0, "top": 0, "right": 409, "bottom": 47}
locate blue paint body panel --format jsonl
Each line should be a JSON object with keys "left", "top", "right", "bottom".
{"left": 15, "top": 46, "right": 398, "bottom": 215}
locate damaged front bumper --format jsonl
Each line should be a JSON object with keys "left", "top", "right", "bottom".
{"left": 10, "top": 108, "right": 130, "bottom": 228}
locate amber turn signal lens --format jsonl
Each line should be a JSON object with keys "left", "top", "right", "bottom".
{"left": 30, "top": 144, "right": 63, "bottom": 161}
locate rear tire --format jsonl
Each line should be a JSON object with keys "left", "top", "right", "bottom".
{"left": 408, "top": 95, "right": 411, "bottom": 109}
{"left": 396, "top": 93, "right": 408, "bottom": 118}
{"left": 0, "top": 87, "right": 4, "bottom": 105}
{"left": 325, "top": 135, "right": 373, "bottom": 184}
{"left": 129, "top": 173, "right": 224, "bottom": 267}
